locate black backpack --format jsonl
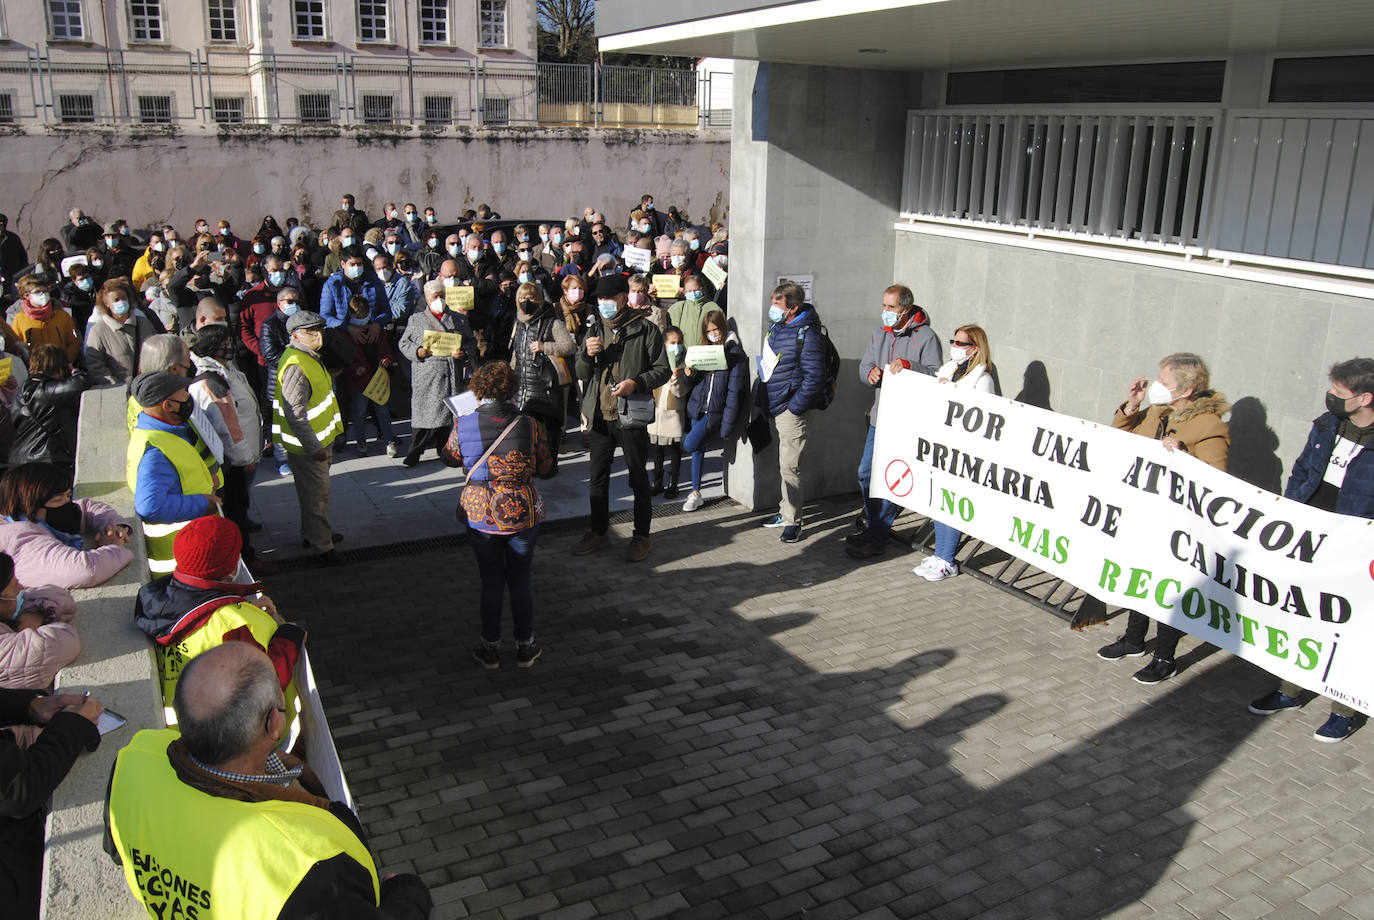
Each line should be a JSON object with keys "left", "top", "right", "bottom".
{"left": 797, "top": 322, "right": 841, "bottom": 411}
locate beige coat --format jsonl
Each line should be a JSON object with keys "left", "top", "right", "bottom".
{"left": 647, "top": 370, "right": 689, "bottom": 442}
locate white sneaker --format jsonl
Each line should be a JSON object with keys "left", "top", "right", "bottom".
{"left": 385, "top": 441, "right": 399, "bottom": 458}
{"left": 919, "top": 559, "right": 959, "bottom": 582}
{"left": 682, "top": 491, "right": 703, "bottom": 512}
{"left": 911, "top": 557, "right": 939, "bottom": 576}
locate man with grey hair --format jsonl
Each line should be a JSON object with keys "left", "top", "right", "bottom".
{"left": 107, "top": 643, "right": 432, "bottom": 918}
{"left": 139, "top": 334, "right": 228, "bottom": 470}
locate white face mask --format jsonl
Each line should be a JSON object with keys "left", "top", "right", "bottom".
{"left": 466, "top": 249, "right": 481, "bottom": 263}
{"left": 707, "top": 330, "right": 722, "bottom": 344}
{"left": 377, "top": 268, "right": 391, "bottom": 282}
{"left": 28, "top": 292, "right": 51, "bottom": 307}
{"left": 447, "top": 244, "right": 460, "bottom": 257}
{"left": 949, "top": 346, "right": 969, "bottom": 364}
{"left": 429, "top": 298, "right": 446, "bottom": 315}
{"left": 670, "top": 255, "right": 686, "bottom": 268}
{"left": 442, "top": 276, "right": 456, "bottom": 287}
{"left": 1147, "top": 379, "right": 1175, "bottom": 406}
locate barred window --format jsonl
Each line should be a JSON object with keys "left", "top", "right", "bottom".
{"left": 0, "top": 94, "right": 14, "bottom": 124}
{"left": 58, "top": 93, "right": 95, "bottom": 123}
{"left": 361, "top": 94, "right": 394, "bottom": 124}
{"left": 481, "top": 96, "right": 508, "bottom": 125}
{"left": 293, "top": 0, "right": 327, "bottom": 39}
{"left": 48, "top": 0, "right": 84, "bottom": 40}
{"left": 213, "top": 96, "right": 245, "bottom": 123}
{"left": 478, "top": 0, "right": 506, "bottom": 48}
{"left": 423, "top": 95, "right": 452, "bottom": 125}
{"left": 207, "top": 0, "right": 239, "bottom": 43}
{"left": 358, "top": 0, "right": 389, "bottom": 42}
{"left": 138, "top": 95, "right": 173, "bottom": 124}
{"left": 298, "top": 92, "right": 333, "bottom": 123}
{"left": 419, "top": 0, "right": 448, "bottom": 44}
{"left": 130, "top": 0, "right": 164, "bottom": 41}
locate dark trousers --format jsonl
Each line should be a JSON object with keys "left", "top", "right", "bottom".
{"left": 468, "top": 526, "right": 538, "bottom": 644}
{"left": 1124, "top": 610, "right": 1183, "bottom": 660}
{"left": 587, "top": 415, "right": 651, "bottom": 537}
{"left": 404, "top": 426, "right": 446, "bottom": 463}
{"left": 221, "top": 463, "right": 254, "bottom": 553}
{"left": 651, "top": 443, "right": 681, "bottom": 487}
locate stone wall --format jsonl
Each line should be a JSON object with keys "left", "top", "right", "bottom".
{"left": 2, "top": 125, "right": 730, "bottom": 243}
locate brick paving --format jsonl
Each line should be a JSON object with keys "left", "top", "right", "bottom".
{"left": 266, "top": 495, "right": 1374, "bottom": 920}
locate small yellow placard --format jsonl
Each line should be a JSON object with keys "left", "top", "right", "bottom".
{"left": 362, "top": 365, "right": 391, "bottom": 405}
{"left": 0, "top": 358, "right": 12, "bottom": 388}
{"left": 652, "top": 274, "right": 682, "bottom": 301}
{"left": 422, "top": 330, "right": 464, "bottom": 358}
{"left": 445, "top": 285, "right": 475, "bottom": 312}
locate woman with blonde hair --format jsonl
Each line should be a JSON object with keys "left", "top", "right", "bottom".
{"left": 914, "top": 324, "right": 996, "bottom": 583}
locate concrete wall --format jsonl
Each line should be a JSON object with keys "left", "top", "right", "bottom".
{"left": 3, "top": 126, "right": 730, "bottom": 244}
{"left": 894, "top": 231, "right": 1374, "bottom": 492}
{"left": 725, "top": 61, "right": 920, "bottom": 511}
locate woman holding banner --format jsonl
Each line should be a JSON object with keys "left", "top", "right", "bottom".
{"left": 913, "top": 325, "right": 996, "bottom": 582}
{"left": 1097, "top": 353, "right": 1230, "bottom": 685}
{"left": 400, "top": 279, "right": 472, "bottom": 467}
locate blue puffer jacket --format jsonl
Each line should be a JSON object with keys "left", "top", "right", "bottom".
{"left": 1285, "top": 412, "right": 1374, "bottom": 518}
{"left": 757, "top": 305, "right": 826, "bottom": 418}
{"left": 319, "top": 270, "right": 385, "bottom": 328}
{"left": 686, "top": 339, "right": 747, "bottom": 439}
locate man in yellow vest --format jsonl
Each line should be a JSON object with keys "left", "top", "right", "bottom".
{"left": 106, "top": 642, "right": 432, "bottom": 919}
{"left": 273, "top": 311, "right": 346, "bottom": 565}
{"left": 127, "top": 371, "right": 224, "bottom": 576}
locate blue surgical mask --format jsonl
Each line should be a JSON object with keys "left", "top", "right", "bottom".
{"left": 447, "top": 244, "right": 460, "bottom": 257}
{"left": 76, "top": 277, "right": 94, "bottom": 292}
{"left": 493, "top": 242, "right": 505, "bottom": 255}
{"left": 349, "top": 316, "right": 368, "bottom": 327}
{"left": 667, "top": 344, "right": 685, "bottom": 358}
{"left": 768, "top": 305, "right": 785, "bottom": 324}
{"left": 540, "top": 232, "right": 550, "bottom": 243}
{"left": 268, "top": 271, "right": 286, "bottom": 287}
{"left": 688, "top": 238, "right": 700, "bottom": 250}
{"left": 7, "top": 590, "right": 26, "bottom": 615}
{"left": 281, "top": 300, "right": 301, "bottom": 315}
{"left": 426, "top": 215, "right": 437, "bottom": 224}
{"left": 881, "top": 310, "right": 898, "bottom": 328}
{"left": 345, "top": 264, "right": 363, "bottom": 280}
{"left": 685, "top": 290, "right": 704, "bottom": 303}
{"left": 386, "top": 243, "right": 399, "bottom": 255}
{"left": 518, "top": 273, "right": 531, "bottom": 284}
{"left": 253, "top": 243, "right": 266, "bottom": 254}
{"left": 111, "top": 299, "right": 131, "bottom": 317}
{"left": 597, "top": 299, "right": 618, "bottom": 319}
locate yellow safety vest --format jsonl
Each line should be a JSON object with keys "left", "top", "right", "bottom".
{"left": 272, "top": 347, "right": 343, "bottom": 454}
{"left": 127, "top": 423, "right": 223, "bottom": 576}
{"left": 108, "top": 729, "right": 380, "bottom": 919}
{"left": 155, "top": 601, "right": 298, "bottom": 721}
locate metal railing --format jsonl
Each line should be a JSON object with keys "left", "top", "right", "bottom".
{"left": 0, "top": 46, "right": 731, "bottom": 130}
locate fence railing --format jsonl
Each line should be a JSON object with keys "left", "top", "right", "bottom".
{"left": 901, "top": 106, "right": 1374, "bottom": 274}
{"left": 0, "top": 47, "right": 731, "bottom": 130}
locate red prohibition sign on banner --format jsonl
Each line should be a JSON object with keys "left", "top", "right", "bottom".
{"left": 885, "top": 459, "right": 913, "bottom": 497}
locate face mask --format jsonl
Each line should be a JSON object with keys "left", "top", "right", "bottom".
{"left": 253, "top": 244, "right": 266, "bottom": 255}
{"left": 76, "top": 277, "right": 94, "bottom": 292}
{"left": 518, "top": 251, "right": 532, "bottom": 262}
{"left": 670, "top": 255, "right": 686, "bottom": 269}
{"left": 377, "top": 268, "right": 392, "bottom": 282}
{"left": 688, "top": 239, "right": 700, "bottom": 251}
{"left": 111, "top": 299, "right": 131, "bottom": 317}
{"left": 628, "top": 292, "right": 647, "bottom": 307}
{"left": 550, "top": 234, "right": 563, "bottom": 246}
{"left": 388, "top": 210, "right": 397, "bottom": 220}
{"left": 152, "top": 242, "right": 166, "bottom": 253}
{"left": 442, "top": 276, "right": 456, "bottom": 288}
{"left": 29, "top": 292, "right": 51, "bottom": 308}
{"left": 516, "top": 233, "right": 528, "bottom": 243}
{"left": 667, "top": 344, "right": 685, "bottom": 359}
{"left": 169, "top": 396, "right": 195, "bottom": 424}
{"left": 768, "top": 305, "right": 786, "bottom": 324}
{"left": 90, "top": 258, "right": 103, "bottom": 269}
{"left": 219, "top": 227, "right": 230, "bottom": 236}
{"left": 405, "top": 212, "right": 416, "bottom": 221}
{"left": 6, "top": 590, "right": 26, "bottom": 616}
{"left": 707, "top": 330, "right": 722, "bottom": 344}
{"left": 382, "top": 243, "right": 398, "bottom": 255}
{"left": 350, "top": 316, "right": 369, "bottom": 327}
{"left": 447, "top": 244, "right": 460, "bottom": 257}
{"left": 518, "top": 273, "right": 531, "bottom": 284}
{"left": 639, "top": 223, "right": 651, "bottom": 234}
{"left": 121, "top": 226, "right": 131, "bottom": 236}
{"left": 597, "top": 300, "right": 618, "bottom": 319}
{"left": 540, "top": 232, "right": 550, "bottom": 243}
{"left": 426, "top": 237, "right": 438, "bottom": 249}
{"left": 339, "top": 237, "right": 354, "bottom": 248}
{"left": 950, "top": 346, "right": 970, "bottom": 364}
{"left": 881, "top": 310, "right": 899, "bottom": 328}
{"left": 467, "top": 249, "right": 481, "bottom": 262}
{"left": 566, "top": 288, "right": 583, "bottom": 304}
{"left": 1326, "top": 391, "right": 1360, "bottom": 419}
{"left": 645, "top": 202, "right": 655, "bottom": 211}
{"left": 281, "top": 300, "right": 301, "bottom": 315}
{"left": 345, "top": 264, "right": 363, "bottom": 280}
{"left": 341, "top": 202, "right": 352, "bottom": 211}
{"left": 426, "top": 215, "right": 437, "bottom": 224}
{"left": 685, "top": 290, "right": 704, "bottom": 303}
{"left": 429, "top": 298, "right": 445, "bottom": 315}
{"left": 493, "top": 243, "right": 506, "bottom": 255}
{"left": 105, "top": 237, "right": 118, "bottom": 249}
{"left": 1147, "top": 379, "right": 1175, "bottom": 406}
{"left": 268, "top": 270, "right": 286, "bottom": 287}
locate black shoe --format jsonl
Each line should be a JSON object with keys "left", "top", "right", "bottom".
{"left": 651, "top": 478, "right": 664, "bottom": 496}
{"left": 853, "top": 513, "right": 868, "bottom": 533}
{"left": 316, "top": 550, "right": 346, "bottom": 567}
{"left": 664, "top": 482, "right": 680, "bottom": 499}
{"left": 844, "top": 532, "right": 869, "bottom": 548}
{"left": 302, "top": 533, "right": 344, "bottom": 549}
{"left": 1097, "top": 636, "right": 1147, "bottom": 660}
{"left": 516, "top": 641, "right": 541, "bottom": 668}
{"left": 1132, "top": 657, "right": 1176, "bottom": 685}
{"left": 780, "top": 525, "right": 802, "bottom": 543}
{"left": 845, "top": 538, "right": 884, "bottom": 559}
{"left": 473, "top": 643, "right": 500, "bottom": 670}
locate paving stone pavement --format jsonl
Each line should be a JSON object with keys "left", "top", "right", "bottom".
{"left": 264, "top": 494, "right": 1374, "bottom": 920}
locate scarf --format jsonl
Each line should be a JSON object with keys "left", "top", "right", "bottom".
{"left": 22, "top": 300, "right": 53, "bottom": 323}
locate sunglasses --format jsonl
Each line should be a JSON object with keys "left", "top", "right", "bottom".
{"left": 950, "top": 339, "right": 975, "bottom": 348}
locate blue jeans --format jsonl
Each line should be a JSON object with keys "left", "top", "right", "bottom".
{"left": 467, "top": 526, "right": 538, "bottom": 644}
{"left": 349, "top": 392, "right": 395, "bottom": 445}
{"left": 933, "top": 521, "right": 962, "bottom": 564}
{"left": 682, "top": 415, "right": 718, "bottom": 492}
{"left": 857, "top": 425, "right": 902, "bottom": 545}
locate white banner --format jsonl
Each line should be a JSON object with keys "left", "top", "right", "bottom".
{"left": 874, "top": 373, "right": 1374, "bottom": 714}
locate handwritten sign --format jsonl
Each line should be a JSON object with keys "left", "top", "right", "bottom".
{"left": 623, "top": 246, "right": 652, "bottom": 271}
{"left": 685, "top": 345, "right": 727, "bottom": 372}
{"left": 422, "top": 330, "right": 464, "bottom": 357}
{"left": 652, "top": 274, "right": 683, "bottom": 301}
{"left": 702, "top": 258, "right": 727, "bottom": 289}
{"left": 362, "top": 365, "right": 391, "bottom": 405}
{"left": 445, "top": 285, "right": 475, "bottom": 312}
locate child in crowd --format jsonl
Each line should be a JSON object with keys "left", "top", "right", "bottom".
{"left": 648, "top": 326, "right": 688, "bottom": 498}
{"left": 669, "top": 274, "right": 713, "bottom": 347}
{"left": 681, "top": 310, "right": 746, "bottom": 512}
{"left": 342, "top": 294, "right": 398, "bottom": 456}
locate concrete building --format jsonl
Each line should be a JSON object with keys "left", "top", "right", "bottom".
{"left": 598, "top": 0, "right": 1374, "bottom": 512}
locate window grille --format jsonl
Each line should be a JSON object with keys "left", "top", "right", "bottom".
{"left": 478, "top": 0, "right": 506, "bottom": 48}
{"left": 138, "top": 95, "right": 173, "bottom": 123}
{"left": 58, "top": 93, "right": 95, "bottom": 123}
{"left": 419, "top": 0, "right": 448, "bottom": 44}
{"left": 423, "top": 95, "right": 452, "bottom": 125}
{"left": 361, "top": 94, "right": 394, "bottom": 123}
{"left": 297, "top": 92, "right": 332, "bottom": 123}
{"left": 0, "top": 94, "right": 13, "bottom": 124}
{"left": 213, "top": 96, "right": 245, "bottom": 123}
{"left": 481, "top": 96, "right": 508, "bottom": 125}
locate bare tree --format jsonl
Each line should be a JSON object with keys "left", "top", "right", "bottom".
{"left": 538, "top": 0, "right": 595, "bottom": 61}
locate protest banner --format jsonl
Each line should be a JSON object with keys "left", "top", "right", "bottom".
{"left": 652, "top": 274, "right": 683, "bottom": 301}
{"left": 623, "top": 246, "right": 652, "bottom": 271}
{"left": 685, "top": 344, "right": 727, "bottom": 371}
{"left": 702, "top": 258, "right": 727, "bottom": 289}
{"left": 362, "top": 365, "right": 391, "bottom": 406}
{"left": 873, "top": 372, "right": 1374, "bottom": 714}
{"left": 445, "top": 285, "right": 475, "bottom": 312}
{"left": 422, "top": 330, "right": 463, "bottom": 357}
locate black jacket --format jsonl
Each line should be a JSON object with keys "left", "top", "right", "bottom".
{"left": 9, "top": 371, "right": 90, "bottom": 469}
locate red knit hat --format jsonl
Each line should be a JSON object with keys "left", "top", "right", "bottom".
{"left": 173, "top": 516, "right": 242, "bottom": 580}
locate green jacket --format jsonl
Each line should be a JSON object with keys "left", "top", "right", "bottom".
{"left": 574, "top": 309, "right": 670, "bottom": 423}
